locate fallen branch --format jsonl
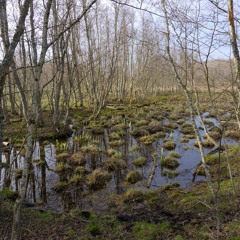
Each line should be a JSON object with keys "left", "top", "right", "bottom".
{"left": 147, "top": 153, "right": 157, "bottom": 188}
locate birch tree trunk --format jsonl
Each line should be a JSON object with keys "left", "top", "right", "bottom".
{"left": 161, "top": 0, "right": 216, "bottom": 198}
{"left": 0, "top": 1, "right": 31, "bottom": 175}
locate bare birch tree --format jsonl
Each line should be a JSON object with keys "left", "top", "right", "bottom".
{"left": 161, "top": 0, "right": 216, "bottom": 198}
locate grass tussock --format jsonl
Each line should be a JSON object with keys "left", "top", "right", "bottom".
{"left": 163, "top": 141, "right": 176, "bottom": 151}
{"left": 126, "top": 170, "right": 142, "bottom": 184}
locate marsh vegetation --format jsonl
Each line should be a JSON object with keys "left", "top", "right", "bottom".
{"left": 1, "top": 0, "right": 240, "bottom": 239}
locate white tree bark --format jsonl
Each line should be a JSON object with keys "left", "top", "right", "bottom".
{"left": 161, "top": 0, "right": 216, "bottom": 198}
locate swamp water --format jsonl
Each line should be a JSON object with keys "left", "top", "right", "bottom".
{"left": 0, "top": 113, "right": 237, "bottom": 211}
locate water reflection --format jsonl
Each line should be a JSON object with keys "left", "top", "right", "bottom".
{"left": 0, "top": 112, "right": 238, "bottom": 211}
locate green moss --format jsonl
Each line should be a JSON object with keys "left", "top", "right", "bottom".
{"left": 132, "top": 221, "right": 171, "bottom": 240}
{"left": 85, "top": 222, "right": 102, "bottom": 237}
{"left": 174, "top": 235, "right": 186, "bottom": 240}
{"left": 205, "top": 155, "right": 221, "bottom": 165}
{"left": 126, "top": 170, "right": 142, "bottom": 184}
{"left": 0, "top": 189, "right": 18, "bottom": 201}
{"left": 223, "top": 220, "right": 240, "bottom": 238}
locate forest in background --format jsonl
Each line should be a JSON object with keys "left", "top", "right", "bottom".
{"left": 1, "top": 0, "right": 237, "bottom": 120}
